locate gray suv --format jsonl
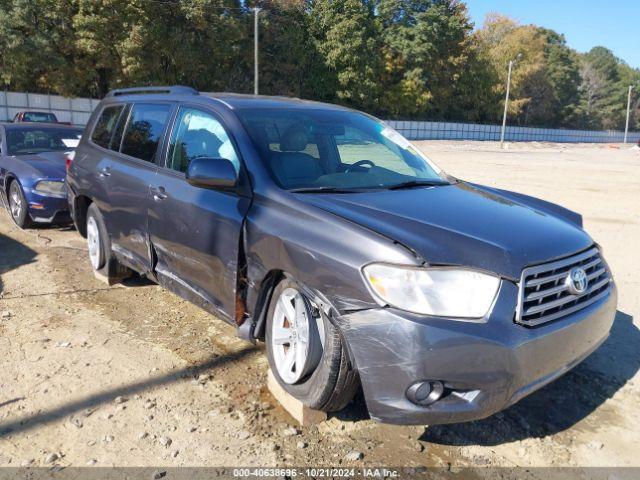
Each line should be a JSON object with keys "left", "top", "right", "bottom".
{"left": 67, "top": 86, "right": 617, "bottom": 425}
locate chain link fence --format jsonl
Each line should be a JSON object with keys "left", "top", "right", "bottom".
{"left": 2, "top": 90, "right": 638, "bottom": 144}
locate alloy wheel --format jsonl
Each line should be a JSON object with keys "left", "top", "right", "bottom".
{"left": 86, "top": 215, "right": 103, "bottom": 270}
{"left": 271, "top": 287, "right": 324, "bottom": 384}
{"left": 8, "top": 182, "right": 23, "bottom": 222}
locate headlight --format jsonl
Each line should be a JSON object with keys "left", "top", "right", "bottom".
{"left": 363, "top": 264, "right": 500, "bottom": 318}
{"left": 35, "top": 180, "right": 66, "bottom": 197}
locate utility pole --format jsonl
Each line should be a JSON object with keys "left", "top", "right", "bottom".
{"left": 253, "top": 7, "right": 261, "bottom": 96}
{"left": 624, "top": 85, "right": 634, "bottom": 144}
{"left": 500, "top": 53, "right": 522, "bottom": 149}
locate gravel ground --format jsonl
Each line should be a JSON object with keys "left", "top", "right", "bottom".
{"left": 0, "top": 141, "right": 638, "bottom": 469}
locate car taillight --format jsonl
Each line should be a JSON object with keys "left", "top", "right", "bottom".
{"left": 65, "top": 151, "right": 76, "bottom": 171}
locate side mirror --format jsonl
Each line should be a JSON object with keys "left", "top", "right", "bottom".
{"left": 185, "top": 157, "right": 238, "bottom": 189}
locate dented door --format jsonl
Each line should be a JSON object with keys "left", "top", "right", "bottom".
{"left": 148, "top": 106, "right": 250, "bottom": 323}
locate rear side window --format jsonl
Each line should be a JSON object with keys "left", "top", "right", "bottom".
{"left": 110, "top": 104, "right": 131, "bottom": 151}
{"left": 91, "top": 105, "right": 124, "bottom": 148}
{"left": 121, "top": 103, "right": 171, "bottom": 162}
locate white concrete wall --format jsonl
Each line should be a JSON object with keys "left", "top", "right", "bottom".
{"left": 0, "top": 91, "right": 100, "bottom": 126}
{"left": 1, "top": 90, "right": 638, "bottom": 143}
{"left": 386, "top": 120, "right": 640, "bottom": 143}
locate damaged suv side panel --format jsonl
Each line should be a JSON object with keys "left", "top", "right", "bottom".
{"left": 242, "top": 188, "right": 420, "bottom": 332}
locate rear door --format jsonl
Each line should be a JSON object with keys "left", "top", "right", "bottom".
{"left": 101, "top": 102, "right": 174, "bottom": 273}
{"left": 148, "top": 104, "right": 250, "bottom": 322}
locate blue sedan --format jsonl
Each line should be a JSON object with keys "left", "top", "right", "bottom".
{"left": 0, "top": 122, "right": 82, "bottom": 228}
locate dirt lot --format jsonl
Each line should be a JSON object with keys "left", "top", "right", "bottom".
{"left": 0, "top": 141, "right": 638, "bottom": 470}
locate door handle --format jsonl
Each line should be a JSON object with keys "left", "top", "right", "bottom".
{"left": 99, "top": 167, "right": 111, "bottom": 177}
{"left": 152, "top": 186, "right": 167, "bottom": 202}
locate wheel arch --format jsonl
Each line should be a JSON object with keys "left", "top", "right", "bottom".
{"left": 250, "top": 269, "right": 343, "bottom": 341}
{"left": 250, "top": 269, "right": 286, "bottom": 341}
{"left": 73, "top": 194, "right": 93, "bottom": 237}
{"left": 3, "top": 173, "right": 18, "bottom": 197}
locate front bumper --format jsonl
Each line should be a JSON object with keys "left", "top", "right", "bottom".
{"left": 337, "top": 281, "right": 617, "bottom": 425}
{"left": 26, "top": 190, "right": 70, "bottom": 224}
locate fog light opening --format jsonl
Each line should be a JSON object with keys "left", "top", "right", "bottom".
{"left": 406, "top": 380, "right": 444, "bottom": 406}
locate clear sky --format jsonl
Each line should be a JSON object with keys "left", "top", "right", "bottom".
{"left": 466, "top": 0, "right": 640, "bottom": 68}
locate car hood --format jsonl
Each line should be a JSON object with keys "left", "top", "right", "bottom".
{"left": 297, "top": 182, "right": 593, "bottom": 280}
{"left": 12, "top": 151, "right": 68, "bottom": 179}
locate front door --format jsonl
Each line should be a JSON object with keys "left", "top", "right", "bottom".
{"left": 148, "top": 105, "right": 250, "bottom": 322}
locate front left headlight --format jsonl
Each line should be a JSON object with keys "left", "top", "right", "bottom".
{"left": 35, "top": 180, "right": 66, "bottom": 197}
{"left": 363, "top": 263, "right": 501, "bottom": 319}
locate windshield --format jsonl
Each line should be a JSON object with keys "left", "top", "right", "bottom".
{"left": 6, "top": 127, "right": 82, "bottom": 156}
{"left": 236, "top": 108, "right": 448, "bottom": 190}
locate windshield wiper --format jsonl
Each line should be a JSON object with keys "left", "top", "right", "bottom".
{"left": 386, "top": 180, "right": 450, "bottom": 190}
{"left": 289, "top": 186, "right": 364, "bottom": 194}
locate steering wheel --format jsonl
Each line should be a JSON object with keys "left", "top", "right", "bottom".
{"left": 345, "top": 160, "right": 375, "bottom": 173}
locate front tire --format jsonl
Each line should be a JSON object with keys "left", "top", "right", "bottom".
{"left": 8, "top": 180, "right": 33, "bottom": 229}
{"left": 266, "top": 278, "right": 359, "bottom": 412}
{"left": 86, "top": 203, "right": 131, "bottom": 284}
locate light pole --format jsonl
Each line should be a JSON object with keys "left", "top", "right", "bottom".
{"left": 253, "top": 7, "right": 261, "bottom": 95}
{"left": 624, "top": 85, "right": 634, "bottom": 144}
{"left": 500, "top": 53, "right": 522, "bottom": 149}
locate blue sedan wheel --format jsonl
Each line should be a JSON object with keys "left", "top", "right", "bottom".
{"left": 8, "top": 180, "right": 33, "bottom": 229}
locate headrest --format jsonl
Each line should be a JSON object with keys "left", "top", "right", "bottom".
{"left": 279, "top": 125, "right": 309, "bottom": 152}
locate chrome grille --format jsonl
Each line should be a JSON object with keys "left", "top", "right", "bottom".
{"left": 516, "top": 247, "right": 612, "bottom": 327}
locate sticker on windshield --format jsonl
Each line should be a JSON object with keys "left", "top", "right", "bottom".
{"left": 380, "top": 126, "right": 442, "bottom": 173}
{"left": 380, "top": 127, "right": 412, "bottom": 150}
{"left": 62, "top": 139, "right": 80, "bottom": 148}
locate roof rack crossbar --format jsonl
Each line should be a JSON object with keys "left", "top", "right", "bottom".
{"left": 105, "top": 86, "right": 198, "bottom": 97}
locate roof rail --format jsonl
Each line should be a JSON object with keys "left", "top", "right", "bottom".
{"left": 105, "top": 86, "right": 199, "bottom": 97}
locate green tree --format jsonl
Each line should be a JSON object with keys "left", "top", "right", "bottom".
{"left": 476, "top": 15, "right": 543, "bottom": 125}
{"left": 538, "top": 28, "right": 582, "bottom": 127}
{"left": 617, "top": 63, "right": 640, "bottom": 131}
{"left": 0, "top": 0, "right": 77, "bottom": 94}
{"left": 578, "top": 47, "right": 633, "bottom": 129}
{"left": 118, "top": 0, "right": 246, "bottom": 93}
{"left": 251, "top": 0, "right": 315, "bottom": 98}
{"left": 308, "top": 0, "right": 382, "bottom": 110}
{"left": 73, "top": 0, "right": 135, "bottom": 96}
{"left": 377, "top": 0, "right": 473, "bottom": 119}
{"left": 0, "top": 0, "right": 637, "bottom": 132}
{"left": 450, "top": 35, "right": 501, "bottom": 122}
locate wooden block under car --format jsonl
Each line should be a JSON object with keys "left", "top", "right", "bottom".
{"left": 267, "top": 369, "right": 327, "bottom": 426}
{"left": 93, "top": 270, "right": 126, "bottom": 286}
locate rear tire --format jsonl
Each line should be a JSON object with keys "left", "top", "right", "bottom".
{"left": 266, "top": 277, "right": 359, "bottom": 412}
{"left": 7, "top": 180, "right": 33, "bottom": 229}
{"left": 86, "top": 203, "right": 131, "bottom": 284}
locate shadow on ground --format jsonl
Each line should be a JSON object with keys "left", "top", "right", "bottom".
{"left": 0, "top": 346, "right": 257, "bottom": 438}
{"left": 0, "top": 232, "right": 37, "bottom": 296}
{"left": 421, "top": 310, "right": 638, "bottom": 446}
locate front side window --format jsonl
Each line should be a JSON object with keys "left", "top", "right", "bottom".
{"left": 166, "top": 107, "right": 240, "bottom": 173}
{"left": 237, "top": 108, "right": 446, "bottom": 190}
{"left": 121, "top": 103, "right": 171, "bottom": 162}
{"left": 6, "top": 127, "right": 82, "bottom": 156}
{"left": 92, "top": 105, "right": 124, "bottom": 149}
